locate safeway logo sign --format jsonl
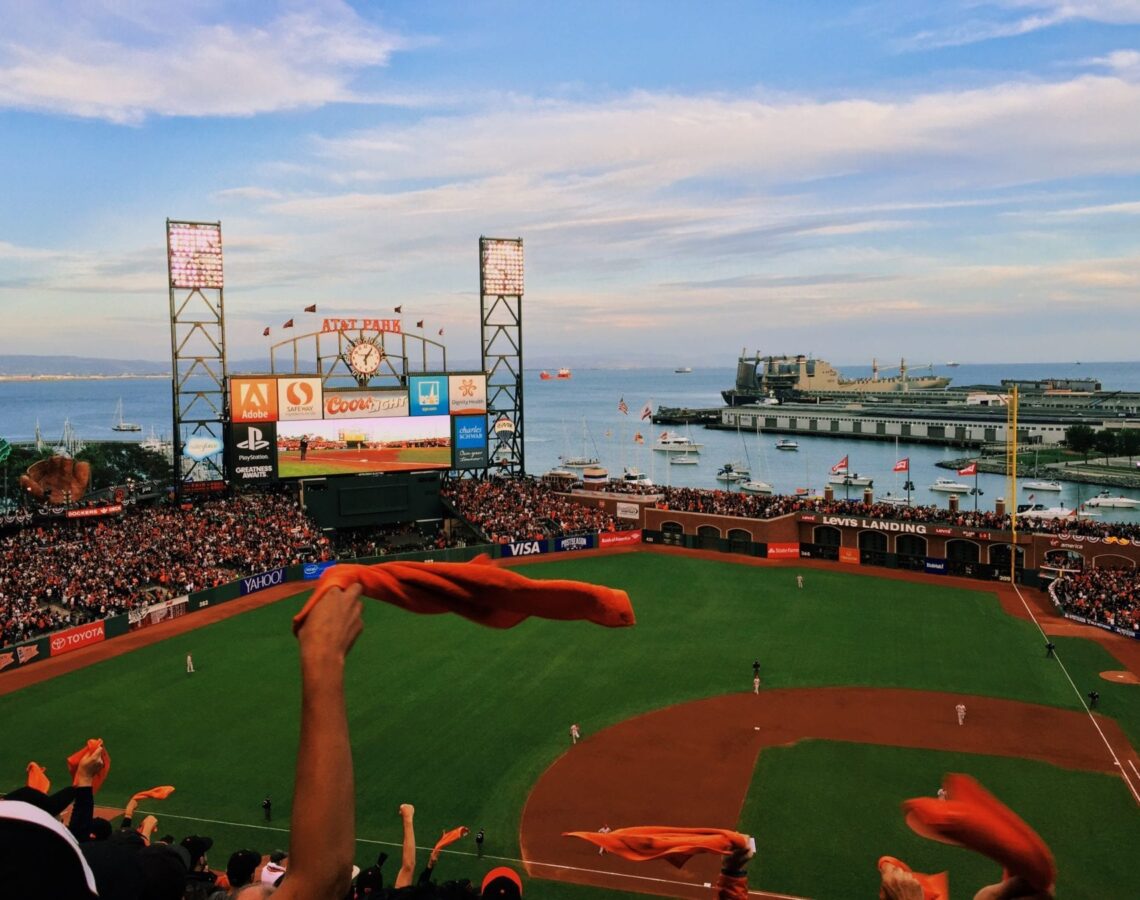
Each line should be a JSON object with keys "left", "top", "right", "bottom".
{"left": 278, "top": 377, "right": 323, "bottom": 421}
{"left": 237, "top": 427, "right": 270, "bottom": 451}
{"left": 231, "top": 377, "right": 278, "bottom": 422}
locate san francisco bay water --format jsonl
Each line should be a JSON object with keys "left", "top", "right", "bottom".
{"left": 2, "top": 361, "right": 1140, "bottom": 518}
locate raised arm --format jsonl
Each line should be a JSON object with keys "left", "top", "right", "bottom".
{"left": 395, "top": 803, "right": 417, "bottom": 888}
{"left": 274, "top": 583, "right": 364, "bottom": 900}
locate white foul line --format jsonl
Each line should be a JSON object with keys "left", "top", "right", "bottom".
{"left": 1012, "top": 583, "right": 1140, "bottom": 805}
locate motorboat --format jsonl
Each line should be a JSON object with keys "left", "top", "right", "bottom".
{"left": 929, "top": 477, "right": 970, "bottom": 493}
{"left": 878, "top": 494, "right": 913, "bottom": 508}
{"left": 775, "top": 438, "right": 799, "bottom": 451}
{"left": 653, "top": 431, "right": 704, "bottom": 453}
{"left": 829, "top": 472, "right": 874, "bottom": 487}
{"left": 1083, "top": 490, "right": 1140, "bottom": 509}
{"left": 739, "top": 480, "right": 774, "bottom": 495}
{"left": 669, "top": 452, "right": 699, "bottom": 466}
{"left": 543, "top": 467, "right": 577, "bottom": 481}
{"left": 559, "top": 454, "right": 601, "bottom": 468}
{"left": 556, "top": 367, "right": 572, "bottom": 379}
{"left": 716, "top": 462, "right": 746, "bottom": 483}
{"left": 539, "top": 371, "right": 552, "bottom": 380}
{"left": 1016, "top": 503, "right": 1074, "bottom": 519}
{"left": 674, "top": 366, "right": 693, "bottom": 374}
{"left": 621, "top": 467, "right": 654, "bottom": 487}
{"left": 1023, "top": 480, "right": 1063, "bottom": 491}
{"left": 582, "top": 466, "right": 609, "bottom": 484}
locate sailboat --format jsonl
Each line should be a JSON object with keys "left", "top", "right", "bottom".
{"left": 736, "top": 418, "right": 773, "bottom": 494}
{"left": 112, "top": 399, "right": 142, "bottom": 433}
{"left": 559, "top": 419, "right": 602, "bottom": 468}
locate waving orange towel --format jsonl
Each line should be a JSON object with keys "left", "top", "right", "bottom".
{"left": 66, "top": 739, "right": 111, "bottom": 793}
{"left": 901, "top": 774, "right": 1055, "bottom": 892}
{"left": 26, "top": 762, "right": 50, "bottom": 793}
{"left": 130, "top": 786, "right": 176, "bottom": 804}
{"left": 432, "top": 826, "right": 469, "bottom": 854}
{"left": 877, "top": 856, "right": 949, "bottom": 900}
{"left": 293, "top": 555, "right": 635, "bottom": 633}
{"left": 564, "top": 826, "right": 748, "bottom": 868}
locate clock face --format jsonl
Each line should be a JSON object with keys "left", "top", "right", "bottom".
{"left": 349, "top": 340, "right": 382, "bottom": 375}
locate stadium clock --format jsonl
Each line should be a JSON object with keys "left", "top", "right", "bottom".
{"left": 348, "top": 339, "right": 383, "bottom": 377}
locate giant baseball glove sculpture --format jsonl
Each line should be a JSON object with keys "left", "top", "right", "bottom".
{"left": 19, "top": 455, "right": 92, "bottom": 503}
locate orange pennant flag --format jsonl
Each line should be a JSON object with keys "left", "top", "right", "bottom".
{"left": 877, "top": 856, "right": 949, "bottom": 900}
{"left": 130, "top": 786, "right": 176, "bottom": 804}
{"left": 901, "top": 774, "right": 1055, "bottom": 892}
{"left": 294, "top": 555, "right": 635, "bottom": 634}
{"left": 563, "top": 826, "right": 748, "bottom": 869}
{"left": 432, "top": 826, "right": 469, "bottom": 854}
{"left": 66, "top": 739, "right": 111, "bottom": 793}
{"left": 26, "top": 762, "right": 50, "bottom": 793}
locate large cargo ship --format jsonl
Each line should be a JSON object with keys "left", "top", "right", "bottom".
{"left": 722, "top": 351, "right": 951, "bottom": 405}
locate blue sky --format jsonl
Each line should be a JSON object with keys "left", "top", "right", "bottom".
{"left": 2, "top": 0, "right": 1140, "bottom": 367}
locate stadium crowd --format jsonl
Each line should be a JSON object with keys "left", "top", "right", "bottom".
{"left": 1051, "top": 567, "right": 1140, "bottom": 634}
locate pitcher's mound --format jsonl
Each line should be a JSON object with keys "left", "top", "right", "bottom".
{"left": 1100, "top": 670, "right": 1140, "bottom": 684}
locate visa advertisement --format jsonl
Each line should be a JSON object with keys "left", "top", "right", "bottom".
{"left": 452, "top": 416, "right": 488, "bottom": 470}
{"left": 275, "top": 415, "right": 452, "bottom": 478}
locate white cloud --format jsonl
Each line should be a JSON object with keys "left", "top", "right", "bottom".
{"left": 902, "top": 1, "right": 1140, "bottom": 49}
{"left": 0, "top": 1, "right": 409, "bottom": 122}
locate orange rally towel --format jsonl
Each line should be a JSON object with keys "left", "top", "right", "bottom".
{"left": 26, "top": 762, "right": 50, "bottom": 793}
{"left": 66, "top": 739, "right": 111, "bottom": 793}
{"left": 293, "top": 555, "right": 635, "bottom": 634}
{"left": 901, "top": 774, "right": 1055, "bottom": 892}
{"left": 131, "top": 786, "right": 176, "bottom": 804}
{"left": 563, "top": 826, "right": 748, "bottom": 869}
{"left": 432, "top": 826, "right": 469, "bottom": 853}
{"left": 877, "top": 856, "right": 949, "bottom": 900}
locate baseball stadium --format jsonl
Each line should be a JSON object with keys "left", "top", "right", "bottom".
{"left": 2, "top": 230, "right": 1139, "bottom": 900}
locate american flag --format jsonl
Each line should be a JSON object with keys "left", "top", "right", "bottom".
{"left": 618, "top": 397, "right": 629, "bottom": 415}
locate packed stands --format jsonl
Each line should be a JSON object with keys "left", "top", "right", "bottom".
{"left": 1051, "top": 567, "right": 1140, "bottom": 634}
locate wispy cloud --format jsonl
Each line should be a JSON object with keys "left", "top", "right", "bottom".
{"left": 900, "top": 1, "right": 1140, "bottom": 50}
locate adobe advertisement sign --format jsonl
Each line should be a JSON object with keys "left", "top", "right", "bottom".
{"left": 230, "top": 377, "right": 278, "bottom": 422}
{"left": 409, "top": 375, "right": 449, "bottom": 416}
{"left": 229, "top": 422, "right": 278, "bottom": 484}
{"left": 448, "top": 374, "right": 487, "bottom": 415}
{"left": 453, "top": 416, "right": 488, "bottom": 470}
{"left": 324, "top": 390, "right": 409, "bottom": 419}
{"left": 50, "top": 622, "right": 106, "bottom": 657}
{"left": 277, "top": 377, "right": 323, "bottom": 421}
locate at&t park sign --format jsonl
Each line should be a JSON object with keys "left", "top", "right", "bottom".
{"left": 321, "top": 317, "right": 402, "bottom": 333}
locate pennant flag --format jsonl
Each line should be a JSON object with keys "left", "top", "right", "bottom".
{"left": 432, "top": 826, "right": 469, "bottom": 854}
{"left": 893, "top": 458, "right": 909, "bottom": 473}
{"left": 618, "top": 397, "right": 629, "bottom": 415}
{"left": 659, "top": 431, "right": 668, "bottom": 441}
{"left": 394, "top": 305, "right": 403, "bottom": 313}
{"left": 1028, "top": 494, "right": 1035, "bottom": 501}
{"left": 830, "top": 455, "right": 849, "bottom": 475}
{"left": 957, "top": 462, "right": 977, "bottom": 477}
{"left": 438, "top": 328, "right": 444, "bottom": 336}
{"left": 634, "top": 433, "right": 644, "bottom": 444}
{"left": 262, "top": 327, "right": 270, "bottom": 337}
{"left": 304, "top": 304, "right": 317, "bottom": 313}
{"left": 640, "top": 403, "right": 653, "bottom": 421}
{"left": 603, "top": 430, "right": 613, "bottom": 438}
{"left": 283, "top": 318, "right": 294, "bottom": 329}
{"left": 416, "top": 320, "right": 424, "bottom": 328}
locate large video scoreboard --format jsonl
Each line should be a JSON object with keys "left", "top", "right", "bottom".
{"left": 227, "top": 373, "right": 488, "bottom": 484}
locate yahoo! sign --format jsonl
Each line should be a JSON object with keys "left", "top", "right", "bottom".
{"left": 241, "top": 567, "right": 286, "bottom": 595}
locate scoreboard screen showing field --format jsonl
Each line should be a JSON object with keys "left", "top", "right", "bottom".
{"left": 275, "top": 415, "right": 453, "bottom": 478}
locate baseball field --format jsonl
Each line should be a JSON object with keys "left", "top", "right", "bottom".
{"left": 2, "top": 550, "right": 1138, "bottom": 899}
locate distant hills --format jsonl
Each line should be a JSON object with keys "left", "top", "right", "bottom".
{"left": 0, "top": 355, "right": 170, "bottom": 377}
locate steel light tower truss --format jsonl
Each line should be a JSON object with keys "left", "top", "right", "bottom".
{"left": 166, "top": 219, "right": 227, "bottom": 491}
{"left": 479, "top": 237, "right": 525, "bottom": 476}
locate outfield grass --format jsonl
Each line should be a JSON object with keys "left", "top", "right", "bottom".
{"left": 742, "top": 741, "right": 1140, "bottom": 900}
{"left": 0, "top": 553, "right": 1132, "bottom": 898}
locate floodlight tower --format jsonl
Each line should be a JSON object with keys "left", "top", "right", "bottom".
{"left": 479, "top": 237, "right": 525, "bottom": 476}
{"left": 166, "top": 219, "right": 228, "bottom": 492}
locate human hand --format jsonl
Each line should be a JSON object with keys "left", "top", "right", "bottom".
{"left": 399, "top": 803, "right": 414, "bottom": 822}
{"left": 74, "top": 743, "right": 105, "bottom": 788}
{"left": 139, "top": 815, "right": 159, "bottom": 841}
{"left": 722, "top": 836, "right": 755, "bottom": 875}
{"left": 879, "top": 862, "right": 924, "bottom": 900}
{"left": 18, "top": 456, "right": 91, "bottom": 503}
{"left": 297, "top": 584, "right": 364, "bottom": 665}
{"left": 124, "top": 797, "right": 139, "bottom": 819}
{"left": 973, "top": 877, "right": 1054, "bottom": 900}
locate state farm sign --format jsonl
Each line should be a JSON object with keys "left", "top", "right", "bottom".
{"left": 323, "top": 390, "right": 409, "bottom": 419}
{"left": 50, "top": 622, "right": 106, "bottom": 657}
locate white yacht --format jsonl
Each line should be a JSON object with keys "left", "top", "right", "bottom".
{"left": 739, "top": 480, "right": 774, "bottom": 495}
{"left": 653, "top": 431, "right": 703, "bottom": 453}
{"left": 829, "top": 472, "right": 874, "bottom": 487}
{"left": 929, "top": 477, "right": 970, "bottom": 493}
{"left": 775, "top": 438, "right": 799, "bottom": 451}
{"left": 1083, "top": 490, "right": 1140, "bottom": 509}
{"left": 1023, "top": 480, "right": 1063, "bottom": 491}
{"left": 621, "top": 467, "right": 654, "bottom": 487}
